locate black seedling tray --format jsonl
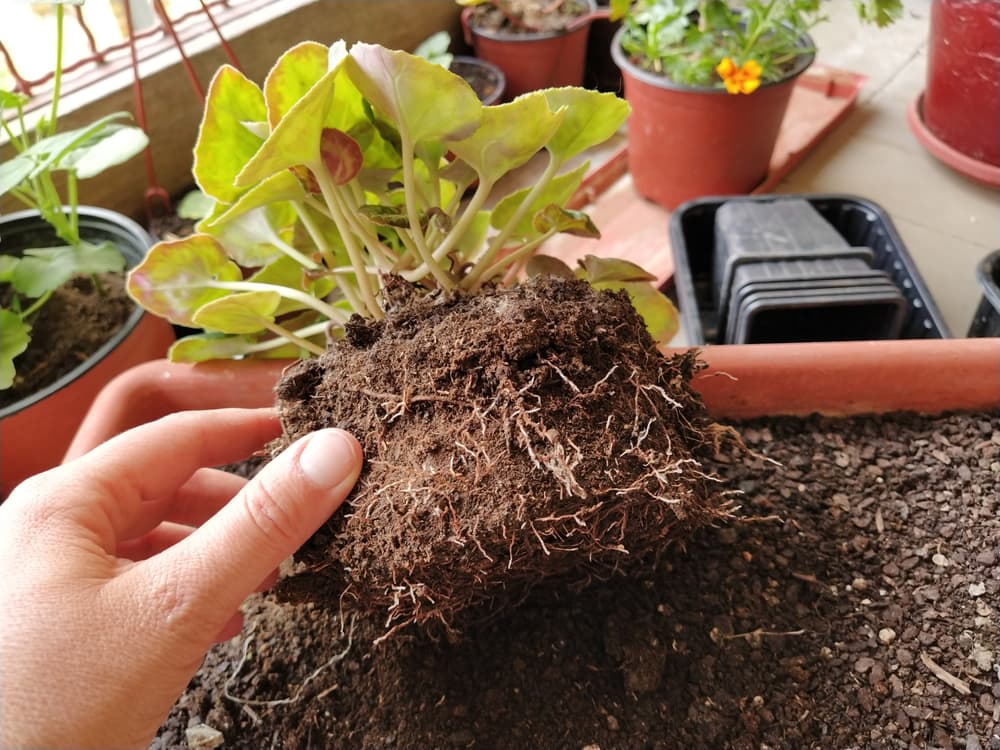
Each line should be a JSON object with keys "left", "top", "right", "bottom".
{"left": 668, "top": 194, "right": 951, "bottom": 345}
{"left": 968, "top": 249, "right": 1000, "bottom": 337}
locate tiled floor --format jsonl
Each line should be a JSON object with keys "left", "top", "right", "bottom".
{"left": 776, "top": 1, "right": 998, "bottom": 338}
{"left": 545, "top": 2, "right": 998, "bottom": 343}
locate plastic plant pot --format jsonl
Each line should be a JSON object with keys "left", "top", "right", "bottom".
{"left": 967, "top": 249, "right": 1000, "bottom": 337}
{"left": 461, "top": 0, "right": 605, "bottom": 99}
{"left": 449, "top": 55, "right": 506, "bottom": 105}
{"left": 0, "top": 207, "right": 176, "bottom": 497}
{"left": 610, "top": 27, "right": 814, "bottom": 210}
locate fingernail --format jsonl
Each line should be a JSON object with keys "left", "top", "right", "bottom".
{"left": 298, "top": 429, "right": 359, "bottom": 489}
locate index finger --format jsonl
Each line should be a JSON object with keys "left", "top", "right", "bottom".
{"left": 18, "top": 409, "right": 282, "bottom": 548}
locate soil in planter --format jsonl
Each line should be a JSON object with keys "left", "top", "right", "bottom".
{"left": 0, "top": 272, "right": 133, "bottom": 409}
{"left": 157, "top": 409, "right": 1000, "bottom": 750}
{"left": 272, "top": 276, "right": 739, "bottom": 637}
{"left": 469, "top": 0, "right": 591, "bottom": 34}
{"left": 450, "top": 58, "right": 503, "bottom": 103}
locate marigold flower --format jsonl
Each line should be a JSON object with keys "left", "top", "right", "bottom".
{"left": 716, "top": 57, "right": 763, "bottom": 95}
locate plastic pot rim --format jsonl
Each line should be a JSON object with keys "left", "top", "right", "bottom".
{"left": 0, "top": 206, "right": 152, "bottom": 420}
{"left": 463, "top": 0, "right": 598, "bottom": 42}
{"left": 907, "top": 93, "right": 1000, "bottom": 188}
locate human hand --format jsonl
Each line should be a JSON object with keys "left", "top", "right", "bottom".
{"left": 0, "top": 408, "right": 362, "bottom": 750}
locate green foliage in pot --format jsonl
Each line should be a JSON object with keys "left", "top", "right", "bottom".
{"left": 610, "top": 0, "right": 902, "bottom": 91}
{"left": 0, "top": 0, "right": 149, "bottom": 389}
{"left": 128, "top": 40, "right": 678, "bottom": 362}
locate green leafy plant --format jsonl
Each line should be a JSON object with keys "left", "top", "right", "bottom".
{"left": 610, "top": 0, "right": 902, "bottom": 91}
{"left": 128, "top": 40, "right": 678, "bottom": 362}
{"left": 0, "top": 0, "right": 149, "bottom": 389}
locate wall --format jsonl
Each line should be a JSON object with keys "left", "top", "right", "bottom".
{"left": 1, "top": 0, "right": 461, "bottom": 223}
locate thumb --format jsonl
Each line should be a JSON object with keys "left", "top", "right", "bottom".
{"left": 134, "top": 428, "right": 362, "bottom": 637}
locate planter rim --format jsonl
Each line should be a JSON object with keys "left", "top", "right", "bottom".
{"left": 0, "top": 206, "right": 153, "bottom": 420}
{"left": 463, "top": 0, "right": 599, "bottom": 42}
{"left": 906, "top": 93, "right": 1000, "bottom": 188}
{"left": 610, "top": 25, "right": 815, "bottom": 94}
{"left": 449, "top": 55, "right": 507, "bottom": 105}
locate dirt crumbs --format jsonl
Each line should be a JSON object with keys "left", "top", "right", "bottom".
{"left": 467, "top": 0, "right": 592, "bottom": 34}
{"left": 0, "top": 272, "right": 133, "bottom": 409}
{"left": 157, "top": 410, "right": 999, "bottom": 750}
{"left": 272, "top": 277, "right": 736, "bottom": 637}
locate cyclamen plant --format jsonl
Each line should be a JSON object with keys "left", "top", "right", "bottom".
{"left": 128, "top": 40, "right": 677, "bottom": 361}
{"left": 0, "top": 0, "right": 149, "bottom": 390}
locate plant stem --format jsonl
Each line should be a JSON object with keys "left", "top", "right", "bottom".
{"left": 262, "top": 320, "right": 326, "bottom": 357}
{"left": 212, "top": 280, "right": 350, "bottom": 323}
{"left": 242, "top": 321, "right": 332, "bottom": 354}
{"left": 292, "top": 202, "right": 337, "bottom": 269}
{"left": 314, "top": 168, "right": 383, "bottom": 319}
{"left": 49, "top": 4, "right": 64, "bottom": 138}
{"left": 472, "top": 229, "right": 556, "bottom": 291}
{"left": 19, "top": 290, "right": 53, "bottom": 320}
{"left": 398, "top": 131, "right": 455, "bottom": 290}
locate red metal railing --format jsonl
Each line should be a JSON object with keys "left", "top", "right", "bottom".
{"left": 1, "top": 0, "right": 255, "bottom": 218}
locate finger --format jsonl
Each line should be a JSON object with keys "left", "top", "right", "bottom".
{"left": 214, "top": 611, "right": 245, "bottom": 643}
{"left": 35, "top": 409, "right": 281, "bottom": 548}
{"left": 116, "top": 522, "right": 194, "bottom": 561}
{"left": 119, "top": 468, "right": 250, "bottom": 541}
{"left": 130, "top": 429, "right": 362, "bottom": 638}
{"left": 255, "top": 568, "right": 279, "bottom": 593}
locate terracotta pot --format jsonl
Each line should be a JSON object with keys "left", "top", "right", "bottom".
{"left": 65, "top": 338, "right": 1000, "bottom": 460}
{"left": 461, "top": 0, "right": 606, "bottom": 99}
{"left": 923, "top": 0, "right": 1000, "bottom": 167}
{"left": 0, "top": 207, "right": 175, "bottom": 497}
{"left": 611, "top": 26, "right": 815, "bottom": 210}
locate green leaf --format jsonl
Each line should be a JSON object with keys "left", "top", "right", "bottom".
{"left": 0, "top": 256, "right": 18, "bottom": 282}
{"left": 177, "top": 189, "right": 215, "bottom": 221}
{"left": 126, "top": 235, "right": 243, "bottom": 326}
{"left": 193, "top": 66, "right": 267, "bottom": 203}
{"left": 576, "top": 254, "right": 656, "bottom": 283}
{"left": 589, "top": 281, "right": 679, "bottom": 344}
{"left": 358, "top": 205, "right": 412, "bottom": 229}
{"left": 263, "top": 41, "right": 330, "bottom": 128}
{"left": 525, "top": 254, "right": 576, "bottom": 280}
{"left": 192, "top": 291, "right": 281, "bottom": 334}
{"left": 0, "top": 90, "right": 30, "bottom": 110}
{"left": 446, "top": 93, "right": 564, "bottom": 184}
{"left": 345, "top": 42, "right": 482, "bottom": 145}
{"left": 168, "top": 333, "right": 258, "bottom": 362}
{"left": 0, "top": 309, "right": 31, "bottom": 390}
{"left": 414, "top": 31, "right": 454, "bottom": 68}
{"left": 249, "top": 254, "right": 334, "bottom": 315}
{"left": 235, "top": 56, "right": 344, "bottom": 188}
{"left": 70, "top": 125, "right": 148, "bottom": 179}
{"left": 542, "top": 89, "right": 630, "bottom": 162}
{"left": 0, "top": 155, "right": 35, "bottom": 197}
{"left": 608, "top": 0, "right": 631, "bottom": 21}
{"left": 13, "top": 241, "right": 125, "bottom": 297}
{"left": 532, "top": 205, "right": 600, "bottom": 238}
{"left": 213, "top": 204, "right": 298, "bottom": 268}
{"left": 200, "top": 169, "right": 306, "bottom": 233}
{"left": 490, "top": 160, "right": 589, "bottom": 238}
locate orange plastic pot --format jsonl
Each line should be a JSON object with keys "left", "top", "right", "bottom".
{"left": 461, "top": 1, "right": 606, "bottom": 99}
{"left": 0, "top": 208, "right": 176, "bottom": 497}
{"left": 65, "top": 338, "right": 1000, "bottom": 462}
{"left": 611, "top": 27, "right": 814, "bottom": 209}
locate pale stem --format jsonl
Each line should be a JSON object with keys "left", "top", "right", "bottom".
{"left": 49, "top": 4, "right": 64, "bottom": 138}
{"left": 464, "top": 152, "right": 562, "bottom": 287}
{"left": 211, "top": 280, "right": 349, "bottom": 323}
{"left": 242, "top": 321, "right": 332, "bottom": 354}
{"left": 328, "top": 185, "right": 398, "bottom": 270}
{"left": 293, "top": 201, "right": 336, "bottom": 269}
{"left": 314, "top": 168, "right": 383, "bottom": 319}
{"left": 262, "top": 320, "right": 326, "bottom": 357}
{"left": 332, "top": 272, "right": 366, "bottom": 314}
{"left": 398, "top": 130, "right": 455, "bottom": 290}
{"left": 470, "top": 229, "right": 556, "bottom": 292}
{"left": 269, "top": 230, "right": 321, "bottom": 271}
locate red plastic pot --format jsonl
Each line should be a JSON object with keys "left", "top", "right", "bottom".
{"left": 921, "top": 0, "right": 1000, "bottom": 169}
{"left": 461, "top": 1, "right": 606, "bottom": 99}
{"left": 611, "top": 27, "right": 814, "bottom": 210}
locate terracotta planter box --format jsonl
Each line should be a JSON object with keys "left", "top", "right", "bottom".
{"left": 65, "top": 338, "right": 1000, "bottom": 461}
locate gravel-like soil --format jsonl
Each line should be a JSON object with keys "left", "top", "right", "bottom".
{"left": 156, "top": 409, "right": 1000, "bottom": 750}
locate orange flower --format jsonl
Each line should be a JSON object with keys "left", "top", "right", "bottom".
{"left": 716, "top": 57, "right": 763, "bottom": 95}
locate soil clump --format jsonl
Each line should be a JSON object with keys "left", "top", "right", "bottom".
{"left": 273, "top": 276, "right": 736, "bottom": 637}
{"left": 157, "top": 409, "right": 1000, "bottom": 749}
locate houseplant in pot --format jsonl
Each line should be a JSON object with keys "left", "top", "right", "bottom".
{"left": 0, "top": 0, "right": 174, "bottom": 496}
{"left": 608, "top": 0, "right": 902, "bottom": 209}
{"left": 414, "top": 30, "right": 507, "bottom": 104}
{"left": 459, "top": 0, "right": 609, "bottom": 98}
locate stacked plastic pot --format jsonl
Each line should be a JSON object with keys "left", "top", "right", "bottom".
{"left": 669, "top": 196, "right": 950, "bottom": 345}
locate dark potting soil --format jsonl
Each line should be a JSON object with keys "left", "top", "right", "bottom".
{"left": 469, "top": 0, "right": 592, "bottom": 34}
{"left": 0, "top": 272, "right": 133, "bottom": 409}
{"left": 272, "top": 277, "right": 737, "bottom": 637}
{"left": 450, "top": 58, "right": 503, "bottom": 103}
{"left": 156, "top": 409, "right": 1000, "bottom": 750}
